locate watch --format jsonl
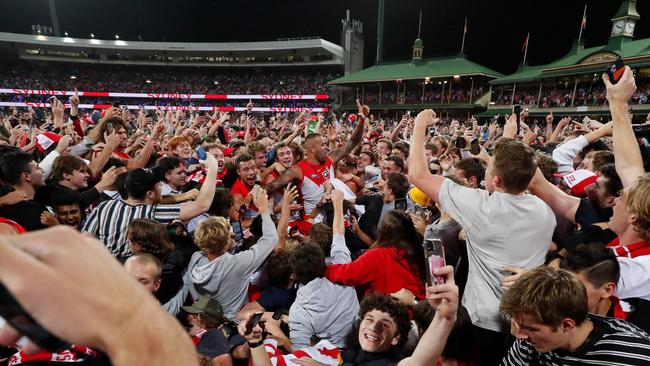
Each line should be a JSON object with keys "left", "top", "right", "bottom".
{"left": 248, "top": 339, "right": 264, "bottom": 348}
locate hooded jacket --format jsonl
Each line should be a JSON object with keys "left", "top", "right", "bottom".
{"left": 289, "top": 233, "right": 359, "bottom": 350}
{"left": 166, "top": 213, "right": 278, "bottom": 320}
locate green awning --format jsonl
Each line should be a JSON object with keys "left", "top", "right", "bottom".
{"left": 330, "top": 56, "right": 503, "bottom": 85}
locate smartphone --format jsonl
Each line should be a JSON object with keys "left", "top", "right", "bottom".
{"left": 394, "top": 198, "right": 407, "bottom": 211}
{"left": 0, "top": 283, "right": 69, "bottom": 352}
{"left": 470, "top": 138, "right": 480, "bottom": 155}
{"left": 423, "top": 239, "right": 446, "bottom": 286}
{"left": 105, "top": 122, "right": 114, "bottom": 134}
{"left": 231, "top": 220, "right": 244, "bottom": 243}
{"left": 513, "top": 105, "right": 522, "bottom": 132}
{"left": 196, "top": 146, "right": 207, "bottom": 161}
{"left": 497, "top": 115, "right": 506, "bottom": 127}
{"left": 245, "top": 312, "right": 264, "bottom": 335}
{"left": 112, "top": 102, "right": 120, "bottom": 108}
{"left": 606, "top": 57, "right": 625, "bottom": 85}
{"left": 455, "top": 136, "right": 467, "bottom": 149}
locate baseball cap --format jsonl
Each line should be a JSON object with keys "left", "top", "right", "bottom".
{"left": 124, "top": 166, "right": 165, "bottom": 195}
{"left": 561, "top": 169, "right": 598, "bottom": 197}
{"left": 182, "top": 295, "right": 223, "bottom": 317}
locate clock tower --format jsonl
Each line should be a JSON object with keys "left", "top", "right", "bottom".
{"left": 610, "top": 0, "right": 640, "bottom": 38}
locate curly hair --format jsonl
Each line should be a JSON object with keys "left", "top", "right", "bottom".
{"left": 127, "top": 219, "right": 174, "bottom": 259}
{"left": 356, "top": 294, "right": 412, "bottom": 348}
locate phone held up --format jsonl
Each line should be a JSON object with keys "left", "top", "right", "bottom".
{"left": 423, "top": 239, "right": 446, "bottom": 286}
{"left": 606, "top": 57, "right": 625, "bottom": 85}
{"left": 245, "top": 312, "right": 264, "bottom": 335}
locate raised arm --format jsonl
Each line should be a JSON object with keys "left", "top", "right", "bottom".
{"left": 264, "top": 165, "right": 302, "bottom": 194}
{"left": 275, "top": 184, "right": 299, "bottom": 251}
{"left": 329, "top": 99, "right": 368, "bottom": 165}
{"left": 127, "top": 120, "right": 165, "bottom": 171}
{"left": 527, "top": 168, "right": 580, "bottom": 224}
{"left": 408, "top": 110, "right": 446, "bottom": 203}
{"left": 398, "top": 265, "right": 458, "bottom": 366}
{"left": 179, "top": 152, "right": 219, "bottom": 221}
{"left": 603, "top": 67, "right": 645, "bottom": 187}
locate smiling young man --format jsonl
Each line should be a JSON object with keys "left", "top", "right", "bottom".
{"left": 501, "top": 267, "right": 650, "bottom": 365}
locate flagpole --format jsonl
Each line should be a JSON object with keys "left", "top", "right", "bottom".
{"left": 522, "top": 32, "right": 530, "bottom": 66}
{"left": 577, "top": 4, "right": 587, "bottom": 45}
{"left": 460, "top": 16, "right": 467, "bottom": 54}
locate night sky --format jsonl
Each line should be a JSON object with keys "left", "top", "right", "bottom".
{"left": 1, "top": 0, "right": 649, "bottom": 75}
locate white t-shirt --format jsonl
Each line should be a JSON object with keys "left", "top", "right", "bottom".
{"left": 438, "top": 179, "right": 556, "bottom": 332}
{"left": 617, "top": 256, "right": 650, "bottom": 301}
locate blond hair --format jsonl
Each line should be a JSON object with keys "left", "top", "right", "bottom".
{"left": 626, "top": 174, "right": 650, "bottom": 241}
{"left": 194, "top": 216, "right": 231, "bottom": 256}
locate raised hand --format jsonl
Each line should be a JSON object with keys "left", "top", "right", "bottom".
{"left": 603, "top": 66, "right": 637, "bottom": 104}
{"left": 426, "top": 265, "right": 458, "bottom": 319}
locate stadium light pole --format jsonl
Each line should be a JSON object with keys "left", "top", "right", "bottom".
{"left": 376, "top": 0, "right": 385, "bottom": 64}
{"left": 48, "top": 0, "right": 61, "bottom": 37}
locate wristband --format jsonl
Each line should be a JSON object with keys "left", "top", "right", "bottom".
{"left": 247, "top": 339, "right": 264, "bottom": 348}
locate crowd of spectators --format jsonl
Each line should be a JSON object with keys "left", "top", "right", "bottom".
{"left": 493, "top": 76, "right": 650, "bottom": 107}
{"left": 346, "top": 86, "right": 485, "bottom": 105}
{"left": 1, "top": 65, "right": 650, "bottom": 366}
{"left": 0, "top": 62, "right": 339, "bottom": 95}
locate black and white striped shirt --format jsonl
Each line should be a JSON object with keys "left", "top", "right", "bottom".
{"left": 82, "top": 199, "right": 180, "bottom": 262}
{"left": 502, "top": 315, "right": 650, "bottom": 365}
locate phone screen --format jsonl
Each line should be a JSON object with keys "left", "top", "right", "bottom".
{"left": 394, "top": 198, "right": 407, "bottom": 212}
{"left": 245, "top": 312, "right": 264, "bottom": 335}
{"left": 423, "top": 239, "right": 446, "bottom": 286}
{"left": 231, "top": 220, "right": 243, "bottom": 243}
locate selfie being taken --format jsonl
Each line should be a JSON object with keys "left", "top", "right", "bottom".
{"left": 2, "top": 1, "right": 650, "bottom": 365}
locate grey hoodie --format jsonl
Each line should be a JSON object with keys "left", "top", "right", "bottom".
{"left": 289, "top": 233, "right": 359, "bottom": 350}
{"left": 164, "top": 213, "right": 278, "bottom": 320}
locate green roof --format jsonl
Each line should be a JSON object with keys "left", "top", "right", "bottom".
{"left": 491, "top": 37, "right": 650, "bottom": 85}
{"left": 329, "top": 56, "right": 504, "bottom": 85}
{"left": 490, "top": 65, "right": 544, "bottom": 85}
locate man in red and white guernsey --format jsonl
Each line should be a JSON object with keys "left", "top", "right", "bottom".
{"left": 231, "top": 153, "right": 261, "bottom": 226}
{"left": 264, "top": 101, "right": 369, "bottom": 216}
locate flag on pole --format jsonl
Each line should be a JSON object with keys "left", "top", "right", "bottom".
{"left": 578, "top": 5, "right": 587, "bottom": 44}
{"left": 460, "top": 17, "right": 468, "bottom": 54}
{"left": 521, "top": 33, "right": 529, "bottom": 53}
{"left": 521, "top": 32, "right": 530, "bottom": 66}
